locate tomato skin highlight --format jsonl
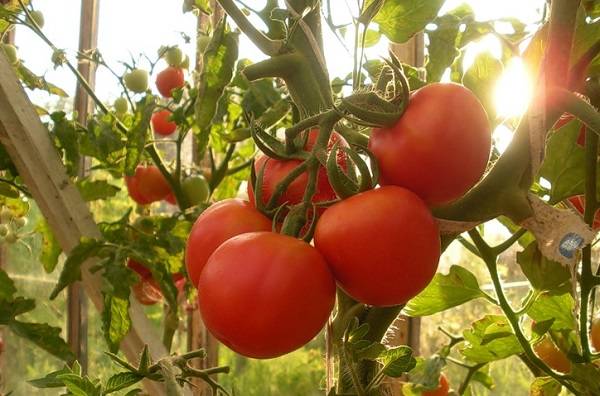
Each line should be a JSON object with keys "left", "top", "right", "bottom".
{"left": 197, "top": 231, "right": 336, "bottom": 359}
{"left": 151, "top": 110, "right": 177, "bottom": 136}
{"left": 156, "top": 67, "right": 185, "bottom": 98}
{"left": 125, "top": 165, "right": 171, "bottom": 204}
{"left": 248, "top": 130, "right": 348, "bottom": 207}
{"left": 369, "top": 82, "right": 491, "bottom": 207}
{"left": 423, "top": 373, "right": 450, "bottom": 396}
{"left": 185, "top": 199, "right": 272, "bottom": 287}
{"left": 315, "top": 186, "right": 440, "bottom": 306}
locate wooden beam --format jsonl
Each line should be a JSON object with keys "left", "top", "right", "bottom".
{"left": 0, "top": 51, "right": 168, "bottom": 395}
{"left": 67, "top": 0, "right": 101, "bottom": 372}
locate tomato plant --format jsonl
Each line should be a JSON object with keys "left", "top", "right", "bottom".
{"left": 369, "top": 83, "right": 491, "bottom": 207}
{"left": 123, "top": 68, "right": 149, "bottom": 93}
{"left": 125, "top": 165, "right": 171, "bottom": 205}
{"left": 155, "top": 66, "right": 184, "bottom": 98}
{"left": 315, "top": 186, "right": 440, "bottom": 306}
{"left": 423, "top": 373, "right": 449, "bottom": 396}
{"left": 151, "top": 109, "right": 177, "bottom": 136}
{"left": 185, "top": 199, "right": 272, "bottom": 287}
{"left": 197, "top": 231, "right": 335, "bottom": 358}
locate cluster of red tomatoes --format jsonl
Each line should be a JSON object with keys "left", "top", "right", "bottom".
{"left": 184, "top": 83, "right": 492, "bottom": 359}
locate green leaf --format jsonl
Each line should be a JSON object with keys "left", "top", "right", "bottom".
{"left": 569, "top": 363, "right": 600, "bottom": 395}
{"left": 379, "top": 346, "right": 416, "bottom": 377}
{"left": 371, "top": 0, "right": 445, "bottom": 44}
{"left": 0, "top": 181, "right": 19, "bottom": 198}
{"left": 403, "top": 265, "right": 486, "bottom": 316}
{"left": 57, "top": 373, "right": 101, "bottom": 396}
{"left": 36, "top": 219, "right": 62, "bottom": 273}
{"left": 125, "top": 96, "right": 155, "bottom": 175}
{"left": 356, "top": 342, "right": 386, "bottom": 360}
{"left": 363, "top": 29, "right": 382, "bottom": 48}
{"left": 28, "top": 368, "right": 72, "bottom": 388}
{"left": 462, "top": 52, "right": 503, "bottom": 123}
{"left": 527, "top": 293, "right": 576, "bottom": 331}
{"left": 460, "top": 315, "right": 523, "bottom": 363}
{"left": 50, "top": 112, "right": 81, "bottom": 177}
{"left": 9, "top": 321, "right": 74, "bottom": 361}
{"left": 471, "top": 370, "right": 494, "bottom": 389}
{"left": 105, "top": 372, "right": 144, "bottom": 394}
{"left": 516, "top": 241, "right": 571, "bottom": 292}
{"left": 102, "top": 294, "right": 131, "bottom": 353}
{"left": 196, "top": 22, "right": 239, "bottom": 129}
{"left": 15, "top": 63, "right": 69, "bottom": 97}
{"left": 76, "top": 179, "right": 120, "bottom": 201}
{"left": 407, "top": 356, "right": 446, "bottom": 392}
{"left": 425, "top": 14, "right": 461, "bottom": 82}
{"left": 0, "top": 297, "right": 35, "bottom": 323}
{"left": 0, "top": 268, "right": 17, "bottom": 301}
{"left": 50, "top": 238, "right": 105, "bottom": 300}
{"left": 538, "top": 121, "right": 592, "bottom": 203}
{"left": 529, "top": 377, "right": 562, "bottom": 396}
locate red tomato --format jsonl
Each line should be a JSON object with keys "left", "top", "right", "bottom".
{"left": 568, "top": 195, "right": 600, "bottom": 229}
{"left": 185, "top": 199, "right": 272, "bottom": 287}
{"left": 165, "top": 192, "right": 177, "bottom": 205}
{"left": 533, "top": 336, "right": 571, "bottom": 373}
{"left": 156, "top": 66, "right": 185, "bottom": 98}
{"left": 592, "top": 317, "right": 600, "bottom": 352}
{"left": 0, "top": 335, "right": 4, "bottom": 354}
{"left": 314, "top": 186, "right": 440, "bottom": 306}
{"left": 151, "top": 109, "right": 177, "bottom": 136}
{"left": 423, "top": 373, "right": 450, "bottom": 396}
{"left": 369, "top": 83, "right": 491, "bottom": 207}
{"left": 127, "top": 258, "right": 151, "bottom": 279}
{"left": 125, "top": 165, "right": 171, "bottom": 204}
{"left": 132, "top": 279, "right": 163, "bottom": 305}
{"left": 248, "top": 130, "right": 348, "bottom": 208}
{"left": 198, "top": 232, "right": 336, "bottom": 358}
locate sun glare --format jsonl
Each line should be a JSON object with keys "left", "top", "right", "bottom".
{"left": 494, "top": 57, "right": 533, "bottom": 119}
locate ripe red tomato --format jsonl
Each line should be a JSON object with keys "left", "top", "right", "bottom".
{"left": 369, "top": 83, "right": 491, "bottom": 207}
{"left": 198, "top": 231, "right": 336, "bottom": 358}
{"left": 125, "top": 165, "right": 171, "bottom": 205}
{"left": 314, "top": 186, "right": 440, "bottom": 306}
{"left": 127, "top": 258, "right": 151, "bottom": 279}
{"left": 248, "top": 130, "right": 348, "bottom": 208}
{"left": 592, "top": 317, "right": 600, "bottom": 352}
{"left": 568, "top": 195, "right": 600, "bottom": 229}
{"left": 533, "top": 336, "right": 571, "bottom": 373}
{"left": 151, "top": 110, "right": 177, "bottom": 136}
{"left": 156, "top": 67, "right": 185, "bottom": 98}
{"left": 185, "top": 199, "right": 272, "bottom": 287}
{"left": 423, "top": 373, "right": 450, "bottom": 396}
{"left": 132, "top": 279, "right": 163, "bottom": 305}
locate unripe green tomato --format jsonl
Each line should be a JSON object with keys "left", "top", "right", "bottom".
{"left": 0, "top": 207, "right": 12, "bottom": 223}
{"left": 13, "top": 216, "right": 27, "bottom": 229}
{"left": 29, "top": 10, "right": 45, "bottom": 28}
{"left": 165, "top": 47, "right": 183, "bottom": 67}
{"left": 180, "top": 55, "right": 190, "bottom": 70}
{"left": 4, "top": 231, "right": 17, "bottom": 244}
{"left": 197, "top": 34, "right": 210, "bottom": 53}
{"left": 114, "top": 97, "right": 129, "bottom": 114}
{"left": 182, "top": 176, "right": 210, "bottom": 205}
{"left": 1, "top": 44, "right": 18, "bottom": 65}
{"left": 0, "top": 224, "right": 8, "bottom": 237}
{"left": 124, "top": 69, "right": 149, "bottom": 93}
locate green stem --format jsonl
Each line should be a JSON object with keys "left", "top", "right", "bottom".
{"left": 458, "top": 363, "right": 485, "bottom": 395}
{"left": 468, "top": 229, "right": 578, "bottom": 394}
{"left": 549, "top": 87, "right": 600, "bottom": 135}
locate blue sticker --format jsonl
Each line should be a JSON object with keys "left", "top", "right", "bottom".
{"left": 558, "top": 233, "right": 584, "bottom": 259}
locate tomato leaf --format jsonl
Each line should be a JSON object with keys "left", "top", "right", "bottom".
{"left": 36, "top": 218, "right": 62, "bottom": 273}
{"left": 369, "top": 0, "right": 444, "bottom": 44}
{"left": 406, "top": 356, "right": 446, "bottom": 392}
{"left": 125, "top": 96, "right": 155, "bottom": 176}
{"left": 15, "top": 63, "right": 69, "bottom": 97}
{"left": 516, "top": 241, "right": 571, "bottom": 293}
{"left": 57, "top": 373, "right": 102, "bottom": 396}
{"left": 379, "top": 346, "right": 416, "bottom": 377}
{"left": 462, "top": 52, "right": 503, "bottom": 123}
{"left": 0, "top": 268, "right": 17, "bottom": 301}
{"left": 425, "top": 14, "right": 462, "bottom": 82}
{"left": 460, "top": 315, "right": 523, "bottom": 363}
{"left": 102, "top": 294, "right": 131, "bottom": 353}
{"left": 403, "top": 265, "right": 486, "bottom": 316}
{"left": 76, "top": 179, "right": 120, "bottom": 202}
{"left": 9, "top": 321, "right": 75, "bottom": 362}
{"left": 529, "top": 377, "right": 562, "bottom": 396}
{"left": 527, "top": 293, "right": 577, "bottom": 331}
{"left": 28, "top": 367, "right": 73, "bottom": 389}
{"left": 105, "top": 372, "right": 144, "bottom": 394}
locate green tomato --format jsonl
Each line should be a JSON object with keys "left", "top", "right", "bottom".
{"left": 165, "top": 47, "right": 183, "bottom": 67}
{"left": 182, "top": 176, "right": 210, "bottom": 205}
{"left": 180, "top": 55, "right": 190, "bottom": 70}
{"left": 114, "top": 97, "right": 129, "bottom": 114}
{"left": 197, "top": 34, "right": 210, "bottom": 54}
{"left": 13, "top": 217, "right": 27, "bottom": 229}
{"left": 124, "top": 69, "right": 149, "bottom": 93}
{"left": 1, "top": 44, "right": 18, "bottom": 65}
{"left": 0, "top": 224, "right": 8, "bottom": 237}
{"left": 29, "top": 10, "right": 45, "bottom": 28}
{"left": 0, "top": 207, "right": 12, "bottom": 223}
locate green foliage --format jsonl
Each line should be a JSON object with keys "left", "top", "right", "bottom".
{"left": 460, "top": 315, "right": 523, "bottom": 363}
{"left": 369, "top": 0, "right": 444, "bottom": 44}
